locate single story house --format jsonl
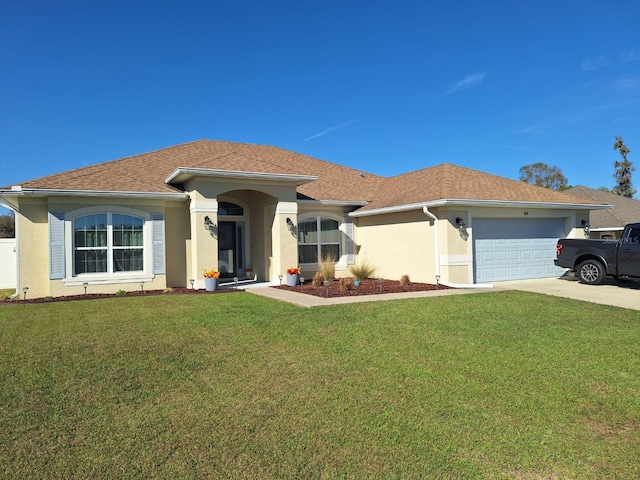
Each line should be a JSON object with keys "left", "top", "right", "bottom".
{"left": 564, "top": 186, "right": 640, "bottom": 239}
{"left": 0, "top": 140, "right": 610, "bottom": 298}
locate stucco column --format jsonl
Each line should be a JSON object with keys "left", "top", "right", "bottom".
{"left": 271, "top": 201, "right": 298, "bottom": 283}
{"left": 189, "top": 198, "right": 219, "bottom": 289}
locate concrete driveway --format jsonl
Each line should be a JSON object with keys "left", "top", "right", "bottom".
{"left": 493, "top": 275, "right": 640, "bottom": 311}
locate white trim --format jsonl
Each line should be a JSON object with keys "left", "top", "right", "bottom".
{"left": 297, "top": 199, "right": 368, "bottom": 207}
{"left": 297, "top": 213, "right": 346, "bottom": 267}
{"left": 0, "top": 188, "right": 187, "bottom": 200}
{"left": 64, "top": 206, "right": 153, "bottom": 281}
{"left": 350, "top": 199, "right": 613, "bottom": 217}
{"left": 275, "top": 201, "right": 298, "bottom": 215}
{"left": 165, "top": 167, "right": 318, "bottom": 185}
{"left": 190, "top": 198, "right": 218, "bottom": 213}
{"left": 590, "top": 226, "right": 625, "bottom": 232}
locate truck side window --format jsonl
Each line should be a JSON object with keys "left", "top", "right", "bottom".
{"left": 626, "top": 227, "right": 640, "bottom": 244}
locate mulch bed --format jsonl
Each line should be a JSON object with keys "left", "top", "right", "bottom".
{"left": 273, "top": 278, "right": 447, "bottom": 298}
{"left": 1, "top": 287, "right": 240, "bottom": 304}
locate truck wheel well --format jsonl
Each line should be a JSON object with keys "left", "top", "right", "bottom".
{"left": 573, "top": 254, "right": 606, "bottom": 271}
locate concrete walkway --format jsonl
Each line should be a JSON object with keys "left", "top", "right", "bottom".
{"left": 244, "top": 276, "right": 640, "bottom": 310}
{"left": 245, "top": 283, "right": 493, "bottom": 308}
{"left": 492, "top": 276, "right": 640, "bottom": 311}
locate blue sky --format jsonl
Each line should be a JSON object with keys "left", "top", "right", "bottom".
{"left": 1, "top": 0, "right": 639, "bottom": 216}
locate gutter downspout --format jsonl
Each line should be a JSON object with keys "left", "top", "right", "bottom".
{"left": 422, "top": 206, "right": 492, "bottom": 289}
{"left": 422, "top": 206, "right": 441, "bottom": 284}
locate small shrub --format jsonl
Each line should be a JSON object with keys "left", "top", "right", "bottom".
{"left": 44, "top": 296, "right": 53, "bottom": 302}
{"left": 339, "top": 278, "right": 353, "bottom": 291}
{"left": 400, "top": 274, "right": 410, "bottom": 286}
{"left": 116, "top": 289, "right": 127, "bottom": 296}
{"left": 317, "top": 255, "right": 336, "bottom": 282}
{"left": 312, "top": 272, "right": 325, "bottom": 287}
{"left": 349, "top": 260, "right": 376, "bottom": 281}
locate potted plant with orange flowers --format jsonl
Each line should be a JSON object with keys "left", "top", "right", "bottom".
{"left": 286, "top": 266, "right": 300, "bottom": 287}
{"left": 202, "top": 268, "right": 221, "bottom": 291}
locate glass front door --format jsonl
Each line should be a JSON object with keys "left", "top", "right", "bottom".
{"left": 218, "top": 221, "right": 245, "bottom": 278}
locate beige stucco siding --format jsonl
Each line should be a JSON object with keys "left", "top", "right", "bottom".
{"left": 15, "top": 197, "right": 179, "bottom": 299}
{"left": 355, "top": 209, "right": 437, "bottom": 284}
{"left": 165, "top": 203, "right": 190, "bottom": 288}
{"left": 16, "top": 198, "right": 50, "bottom": 299}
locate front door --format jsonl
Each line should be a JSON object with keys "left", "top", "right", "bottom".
{"left": 218, "top": 221, "right": 245, "bottom": 278}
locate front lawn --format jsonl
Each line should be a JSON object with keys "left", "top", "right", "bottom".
{"left": 1, "top": 291, "right": 639, "bottom": 479}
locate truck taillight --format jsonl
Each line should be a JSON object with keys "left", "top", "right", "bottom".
{"left": 556, "top": 244, "right": 563, "bottom": 257}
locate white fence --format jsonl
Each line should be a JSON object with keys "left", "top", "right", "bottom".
{"left": 0, "top": 238, "right": 17, "bottom": 289}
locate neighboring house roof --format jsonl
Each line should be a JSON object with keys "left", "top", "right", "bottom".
{"left": 355, "top": 163, "right": 601, "bottom": 213}
{"left": 1, "top": 140, "right": 605, "bottom": 212}
{"left": 565, "top": 186, "right": 640, "bottom": 229}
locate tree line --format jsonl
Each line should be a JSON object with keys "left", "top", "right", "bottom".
{"left": 519, "top": 136, "right": 635, "bottom": 197}
{"left": 0, "top": 211, "right": 14, "bottom": 238}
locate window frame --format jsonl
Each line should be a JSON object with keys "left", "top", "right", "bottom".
{"left": 297, "top": 214, "right": 344, "bottom": 266}
{"left": 63, "top": 206, "right": 154, "bottom": 284}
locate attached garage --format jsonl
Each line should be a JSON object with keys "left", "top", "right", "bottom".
{"left": 473, "top": 218, "right": 567, "bottom": 282}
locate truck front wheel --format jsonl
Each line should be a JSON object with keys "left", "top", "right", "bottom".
{"left": 577, "top": 260, "right": 606, "bottom": 285}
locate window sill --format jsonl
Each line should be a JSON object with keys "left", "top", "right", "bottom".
{"left": 64, "top": 273, "right": 155, "bottom": 286}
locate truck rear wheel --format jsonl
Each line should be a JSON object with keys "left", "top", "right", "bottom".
{"left": 577, "top": 260, "right": 605, "bottom": 285}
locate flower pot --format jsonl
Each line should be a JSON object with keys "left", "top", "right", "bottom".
{"left": 354, "top": 280, "right": 361, "bottom": 287}
{"left": 286, "top": 273, "right": 298, "bottom": 287}
{"left": 204, "top": 277, "right": 218, "bottom": 291}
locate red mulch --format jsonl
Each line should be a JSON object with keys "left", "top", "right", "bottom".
{"left": 273, "top": 278, "right": 447, "bottom": 298}
{"left": 1, "top": 287, "right": 240, "bottom": 304}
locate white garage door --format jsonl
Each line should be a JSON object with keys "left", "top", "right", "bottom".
{"left": 474, "top": 218, "right": 567, "bottom": 283}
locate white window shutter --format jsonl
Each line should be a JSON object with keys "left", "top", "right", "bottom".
{"left": 49, "top": 211, "right": 65, "bottom": 280}
{"left": 152, "top": 213, "right": 166, "bottom": 274}
{"left": 344, "top": 218, "right": 355, "bottom": 265}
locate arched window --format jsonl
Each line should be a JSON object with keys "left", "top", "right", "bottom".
{"left": 73, "top": 213, "right": 144, "bottom": 274}
{"left": 218, "top": 202, "right": 244, "bottom": 216}
{"left": 298, "top": 217, "right": 341, "bottom": 264}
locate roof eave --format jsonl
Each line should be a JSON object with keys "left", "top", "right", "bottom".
{"left": 349, "top": 199, "right": 613, "bottom": 217}
{"left": 165, "top": 167, "right": 318, "bottom": 186}
{"left": 0, "top": 188, "right": 189, "bottom": 201}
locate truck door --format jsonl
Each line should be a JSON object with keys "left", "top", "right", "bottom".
{"left": 618, "top": 226, "right": 640, "bottom": 277}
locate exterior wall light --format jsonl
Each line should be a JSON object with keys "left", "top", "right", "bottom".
{"left": 455, "top": 217, "right": 469, "bottom": 240}
{"left": 286, "top": 217, "right": 295, "bottom": 232}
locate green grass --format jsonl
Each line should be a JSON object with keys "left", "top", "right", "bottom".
{"left": 1, "top": 291, "right": 639, "bottom": 479}
{"left": 0, "top": 289, "right": 14, "bottom": 301}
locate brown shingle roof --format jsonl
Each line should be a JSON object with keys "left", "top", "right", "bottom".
{"left": 7, "top": 140, "right": 384, "bottom": 202}
{"left": 357, "top": 163, "right": 599, "bottom": 211}
{"left": 3, "top": 141, "right": 602, "bottom": 210}
{"left": 565, "top": 186, "right": 640, "bottom": 228}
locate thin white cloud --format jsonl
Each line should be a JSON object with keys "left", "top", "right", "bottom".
{"left": 514, "top": 124, "right": 544, "bottom": 134}
{"left": 304, "top": 119, "right": 356, "bottom": 141}
{"left": 620, "top": 50, "right": 639, "bottom": 63}
{"left": 580, "top": 56, "right": 610, "bottom": 71}
{"left": 614, "top": 77, "right": 640, "bottom": 95}
{"left": 443, "top": 72, "right": 486, "bottom": 95}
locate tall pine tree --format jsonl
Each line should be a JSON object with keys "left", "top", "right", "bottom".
{"left": 613, "top": 136, "right": 636, "bottom": 198}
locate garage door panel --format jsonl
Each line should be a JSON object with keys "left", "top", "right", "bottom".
{"left": 474, "top": 218, "right": 567, "bottom": 282}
